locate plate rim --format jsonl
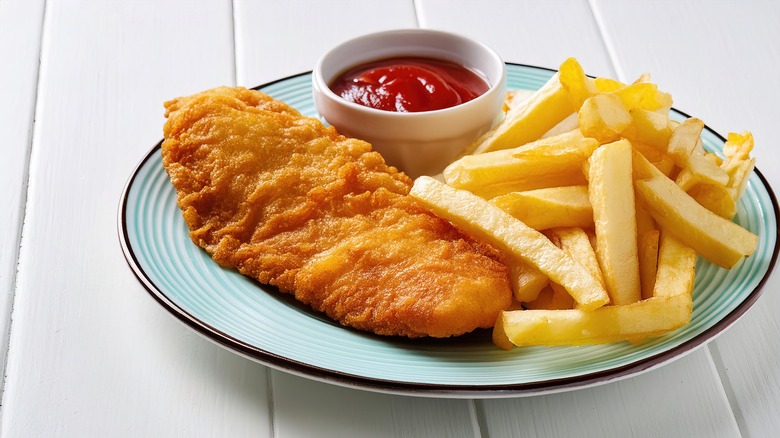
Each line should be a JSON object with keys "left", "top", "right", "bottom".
{"left": 117, "top": 63, "right": 780, "bottom": 397}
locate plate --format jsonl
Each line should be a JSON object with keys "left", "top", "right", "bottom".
{"left": 118, "top": 63, "right": 779, "bottom": 397}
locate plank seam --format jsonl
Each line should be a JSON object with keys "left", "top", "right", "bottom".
{"left": 470, "top": 399, "right": 488, "bottom": 438}
{"left": 230, "top": 0, "right": 238, "bottom": 86}
{"left": 0, "top": 0, "right": 48, "bottom": 417}
{"left": 707, "top": 343, "right": 748, "bottom": 437}
{"left": 412, "top": 0, "right": 424, "bottom": 27}
{"left": 267, "top": 370, "right": 277, "bottom": 437}
{"left": 586, "top": 0, "right": 622, "bottom": 81}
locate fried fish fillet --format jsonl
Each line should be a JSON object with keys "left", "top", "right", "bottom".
{"left": 161, "top": 87, "right": 511, "bottom": 338}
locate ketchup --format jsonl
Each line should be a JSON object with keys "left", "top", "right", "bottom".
{"left": 329, "top": 57, "right": 489, "bottom": 113}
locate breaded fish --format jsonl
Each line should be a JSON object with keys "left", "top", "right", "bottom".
{"left": 161, "top": 87, "right": 511, "bottom": 338}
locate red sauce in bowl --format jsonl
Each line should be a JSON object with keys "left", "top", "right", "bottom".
{"left": 329, "top": 57, "right": 489, "bottom": 113}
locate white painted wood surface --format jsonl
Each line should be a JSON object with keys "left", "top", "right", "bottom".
{"left": 1, "top": 0, "right": 777, "bottom": 437}
{"left": 0, "top": 0, "right": 45, "bottom": 384}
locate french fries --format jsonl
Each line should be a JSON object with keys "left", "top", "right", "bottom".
{"left": 415, "top": 57, "right": 759, "bottom": 348}
{"left": 443, "top": 130, "right": 598, "bottom": 198}
{"left": 410, "top": 177, "right": 610, "bottom": 311}
{"left": 490, "top": 186, "right": 593, "bottom": 230}
{"left": 495, "top": 294, "right": 692, "bottom": 347}
{"left": 469, "top": 73, "right": 574, "bottom": 154}
{"left": 635, "top": 175, "right": 758, "bottom": 269}
{"left": 588, "top": 139, "right": 641, "bottom": 305}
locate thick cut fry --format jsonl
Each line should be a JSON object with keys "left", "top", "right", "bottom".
{"left": 559, "top": 57, "right": 598, "bottom": 110}
{"left": 594, "top": 77, "right": 625, "bottom": 93}
{"left": 612, "top": 82, "right": 673, "bottom": 112}
{"left": 470, "top": 172, "right": 588, "bottom": 200}
{"left": 722, "top": 131, "right": 756, "bottom": 201}
{"left": 635, "top": 200, "right": 659, "bottom": 300}
{"left": 681, "top": 131, "right": 755, "bottom": 218}
{"left": 667, "top": 118, "right": 704, "bottom": 160}
{"left": 525, "top": 284, "right": 575, "bottom": 310}
{"left": 667, "top": 118, "right": 728, "bottom": 186}
{"left": 635, "top": 175, "right": 758, "bottom": 268}
{"left": 410, "top": 177, "right": 610, "bottom": 310}
{"left": 578, "top": 93, "right": 633, "bottom": 143}
{"left": 589, "top": 139, "right": 641, "bottom": 305}
{"left": 653, "top": 231, "right": 697, "bottom": 298}
{"left": 542, "top": 114, "right": 579, "bottom": 139}
{"left": 631, "top": 147, "right": 669, "bottom": 182}
{"left": 505, "top": 257, "right": 548, "bottom": 303}
{"left": 724, "top": 131, "right": 754, "bottom": 163}
{"left": 444, "top": 131, "right": 598, "bottom": 198}
{"left": 502, "top": 89, "right": 536, "bottom": 111}
{"left": 686, "top": 182, "right": 738, "bottom": 218}
{"left": 632, "top": 142, "right": 676, "bottom": 177}
{"left": 638, "top": 229, "right": 661, "bottom": 300}
{"left": 470, "top": 73, "right": 574, "bottom": 153}
{"left": 547, "top": 227, "right": 604, "bottom": 288}
{"left": 495, "top": 294, "right": 692, "bottom": 346}
{"left": 623, "top": 109, "right": 673, "bottom": 150}
{"left": 491, "top": 315, "right": 515, "bottom": 350}
{"left": 490, "top": 186, "right": 593, "bottom": 230}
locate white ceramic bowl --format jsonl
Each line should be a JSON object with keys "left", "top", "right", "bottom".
{"left": 312, "top": 29, "right": 506, "bottom": 178}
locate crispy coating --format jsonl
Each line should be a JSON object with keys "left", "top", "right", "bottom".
{"left": 161, "top": 87, "right": 511, "bottom": 337}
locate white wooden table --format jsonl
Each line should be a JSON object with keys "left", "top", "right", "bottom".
{"left": 2, "top": 1, "right": 778, "bottom": 436}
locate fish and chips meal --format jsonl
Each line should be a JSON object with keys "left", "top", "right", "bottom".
{"left": 161, "top": 57, "right": 759, "bottom": 349}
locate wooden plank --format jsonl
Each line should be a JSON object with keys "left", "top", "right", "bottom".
{"left": 0, "top": 0, "right": 45, "bottom": 386}
{"left": 1, "top": 1, "right": 273, "bottom": 436}
{"left": 234, "top": 0, "right": 417, "bottom": 86}
{"left": 272, "top": 372, "right": 479, "bottom": 438}
{"left": 416, "top": 0, "right": 615, "bottom": 77}
{"left": 592, "top": 1, "right": 780, "bottom": 435}
{"left": 480, "top": 350, "right": 739, "bottom": 438}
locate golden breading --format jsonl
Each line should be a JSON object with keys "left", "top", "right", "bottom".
{"left": 161, "top": 87, "right": 511, "bottom": 337}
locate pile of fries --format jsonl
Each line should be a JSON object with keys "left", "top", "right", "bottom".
{"left": 410, "top": 58, "right": 759, "bottom": 348}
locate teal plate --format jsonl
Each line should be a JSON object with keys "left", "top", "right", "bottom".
{"left": 118, "top": 64, "right": 778, "bottom": 397}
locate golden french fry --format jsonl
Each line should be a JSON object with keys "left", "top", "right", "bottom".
{"left": 547, "top": 227, "right": 604, "bottom": 288}
{"left": 495, "top": 294, "right": 692, "bottom": 346}
{"left": 638, "top": 230, "right": 661, "bottom": 300}
{"left": 490, "top": 186, "right": 593, "bottom": 230}
{"left": 722, "top": 131, "right": 756, "bottom": 201}
{"left": 491, "top": 314, "right": 515, "bottom": 350}
{"left": 588, "top": 139, "right": 641, "bottom": 305}
{"left": 623, "top": 108, "right": 673, "bottom": 150}
{"left": 727, "top": 158, "right": 756, "bottom": 202}
{"left": 594, "top": 77, "right": 625, "bottom": 93}
{"left": 635, "top": 198, "right": 659, "bottom": 300}
{"left": 680, "top": 131, "right": 756, "bottom": 218}
{"left": 686, "top": 183, "right": 738, "bottom": 218}
{"left": 633, "top": 72, "right": 652, "bottom": 84}
{"left": 506, "top": 257, "right": 548, "bottom": 303}
{"left": 470, "top": 73, "right": 574, "bottom": 154}
{"left": 443, "top": 130, "right": 597, "bottom": 198}
{"left": 410, "top": 177, "right": 610, "bottom": 310}
{"left": 635, "top": 175, "right": 758, "bottom": 268}
{"left": 503, "top": 89, "right": 536, "bottom": 112}
{"left": 667, "top": 118, "right": 704, "bottom": 160}
{"left": 631, "top": 146, "right": 667, "bottom": 180}
{"left": 525, "top": 284, "right": 575, "bottom": 310}
{"left": 559, "top": 57, "right": 598, "bottom": 110}
{"left": 578, "top": 93, "right": 633, "bottom": 143}
{"left": 723, "top": 131, "right": 754, "bottom": 161}
{"left": 612, "top": 82, "right": 673, "bottom": 112}
{"left": 653, "top": 231, "right": 697, "bottom": 298}
{"left": 667, "top": 118, "right": 728, "bottom": 186}
{"left": 542, "top": 114, "right": 579, "bottom": 139}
